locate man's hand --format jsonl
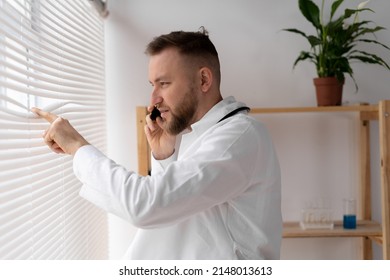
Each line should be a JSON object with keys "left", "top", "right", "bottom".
{"left": 32, "top": 108, "right": 89, "bottom": 156}
{"left": 144, "top": 105, "right": 176, "bottom": 160}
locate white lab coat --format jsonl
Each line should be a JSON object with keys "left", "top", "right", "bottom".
{"left": 73, "top": 96, "right": 282, "bottom": 259}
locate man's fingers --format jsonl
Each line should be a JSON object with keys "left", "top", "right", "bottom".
{"left": 31, "top": 107, "right": 58, "bottom": 123}
{"left": 145, "top": 113, "right": 159, "bottom": 132}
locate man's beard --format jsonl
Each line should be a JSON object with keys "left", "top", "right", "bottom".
{"left": 165, "top": 86, "right": 198, "bottom": 135}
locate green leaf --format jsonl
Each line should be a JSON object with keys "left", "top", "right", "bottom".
{"left": 331, "top": 0, "right": 344, "bottom": 19}
{"left": 299, "top": 0, "right": 320, "bottom": 29}
{"left": 293, "top": 51, "right": 315, "bottom": 68}
{"left": 283, "top": 28, "right": 308, "bottom": 39}
{"left": 308, "top": 35, "right": 322, "bottom": 47}
{"left": 350, "top": 51, "right": 390, "bottom": 69}
{"left": 355, "top": 26, "right": 386, "bottom": 38}
{"left": 350, "top": 55, "right": 379, "bottom": 65}
{"left": 344, "top": 8, "right": 373, "bottom": 19}
{"left": 350, "top": 20, "right": 373, "bottom": 31}
{"left": 357, "top": 39, "right": 390, "bottom": 51}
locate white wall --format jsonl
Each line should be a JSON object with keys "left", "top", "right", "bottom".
{"left": 104, "top": 0, "right": 390, "bottom": 259}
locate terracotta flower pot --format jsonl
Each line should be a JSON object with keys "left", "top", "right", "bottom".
{"left": 313, "top": 77, "right": 344, "bottom": 106}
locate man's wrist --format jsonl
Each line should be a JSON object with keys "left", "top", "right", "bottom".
{"left": 152, "top": 149, "right": 175, "bottom": 161}
{"left": 71, "top": 140, "right": 90, "bottom": 156}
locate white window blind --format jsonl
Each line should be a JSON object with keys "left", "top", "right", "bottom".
{"left": 0, "top": 0, "right": 108, "bottom": 259}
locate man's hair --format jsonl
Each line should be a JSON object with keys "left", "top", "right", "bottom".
{"left": 145, "top": 27, "right": 221, "bottom": 86}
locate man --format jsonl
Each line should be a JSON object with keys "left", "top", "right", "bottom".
{"left": 33, "top": 28, "right": 282, "bottom": 259}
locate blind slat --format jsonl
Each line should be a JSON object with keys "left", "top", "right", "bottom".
{"left": 0, "top": 69, "right": 103, "bottom": 95}
{"left": 0, "top": 80, "right": 105, "bottom": 102}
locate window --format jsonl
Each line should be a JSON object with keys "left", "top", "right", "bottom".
{"left": 0, "top": 0, "right": 108, "bottom": 259}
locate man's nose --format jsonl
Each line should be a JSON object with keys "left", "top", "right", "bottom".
{"left": 150, "top": 88, "right": 163, "bottom": 106}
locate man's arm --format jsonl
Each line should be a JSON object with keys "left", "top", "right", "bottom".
{"left": 32, "top": 106, "right": 176, "bottom": 160}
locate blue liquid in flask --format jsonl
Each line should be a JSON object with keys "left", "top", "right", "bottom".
{"left": 343, "top": 215, "right": 356, "bottom": 229}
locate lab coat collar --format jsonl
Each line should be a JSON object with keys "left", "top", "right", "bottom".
{"left": 189, "top": 96, "right": 248, "bottom": 138}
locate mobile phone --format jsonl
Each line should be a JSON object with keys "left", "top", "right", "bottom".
{"left": 150, "top": 106, "right": 161, "bottom": 121}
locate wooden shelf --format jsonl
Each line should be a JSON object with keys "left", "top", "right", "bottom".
{"left": 250, "top": 104, "right": 378, "bottom": 114}
{"left": 283, "top": 220, "right": 382, "bottom": 239}
{"left": 249, "top": 101, "right": 389, "bottom": 258}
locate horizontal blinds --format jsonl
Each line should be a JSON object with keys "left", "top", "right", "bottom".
{"left": 0, "top": 0, "right": 108, "bottom": 259}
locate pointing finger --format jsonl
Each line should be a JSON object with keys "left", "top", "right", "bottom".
{"left": 31, "top": 107, "right": 58, "bottom": 123}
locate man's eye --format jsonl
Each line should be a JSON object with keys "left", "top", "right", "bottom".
{"left": 160, "top": 82, "right": 170, "bottom": 87}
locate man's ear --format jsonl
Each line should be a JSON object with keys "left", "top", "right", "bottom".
{"left": 199, "top": 67, "right": 213, "bottom": 92}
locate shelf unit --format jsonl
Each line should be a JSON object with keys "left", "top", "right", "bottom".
{"left": 136, "top": 100, "right": 390, "bottom": 259}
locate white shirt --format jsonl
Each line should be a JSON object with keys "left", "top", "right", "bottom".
{"left": 73, "top": 96, "right": 282, "bottom": 259}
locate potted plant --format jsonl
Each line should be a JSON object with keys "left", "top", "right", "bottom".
{"left": 284, "top": 0, "right": 390, "bottom": 106}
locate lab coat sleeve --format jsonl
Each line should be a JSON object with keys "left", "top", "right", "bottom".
{"left": 74, "top": 120, "right": 270, "bottom": 229}
{"left": 74, "top": 145, "right": 133, "bottom": 220}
